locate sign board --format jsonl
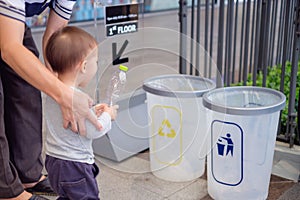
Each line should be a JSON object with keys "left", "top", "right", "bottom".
{"left": 105, "top": 4, "right": 139, "bottom": 37}
{"left": 106, "top": 22, "right": 138, "bottom": 37}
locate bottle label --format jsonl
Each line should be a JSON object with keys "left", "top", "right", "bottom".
{"left": 119, "top": 72, "right": 126, "bottom": 83}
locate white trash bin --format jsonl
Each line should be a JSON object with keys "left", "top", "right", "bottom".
{"left": 143, "top": 75, "right": 216, "bottom": 182}
{"left": 202, "top": 86, "right": 286, "bottom": 200}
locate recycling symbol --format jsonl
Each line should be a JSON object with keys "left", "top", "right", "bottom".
{"left": 158, "top": 119, "right": 176, "bottom": 138}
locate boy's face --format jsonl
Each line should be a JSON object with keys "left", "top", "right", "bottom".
{"left": 80, "top": 47, "right": 98, "bottom": 87}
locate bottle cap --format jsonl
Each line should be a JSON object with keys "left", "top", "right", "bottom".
{"left": 119, "top": 65, "right": 128, "bottom": 72}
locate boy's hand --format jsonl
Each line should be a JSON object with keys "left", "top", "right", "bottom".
{"left": 105, "top": 105, "right": 119, "bottom": 121}
{"left": 94, "top": 103, "right": 108, "bottom": 117}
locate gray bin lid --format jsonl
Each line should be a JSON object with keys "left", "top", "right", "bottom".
{"left": 202, "top": 86, "right": 286, "bottom": 115}
{"left": 143, "top": 75, "right": 216, "bottom": 98}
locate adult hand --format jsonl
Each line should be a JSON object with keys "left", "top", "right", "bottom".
{"left": 61, "top": 87, "right": 102, "bottom": 136}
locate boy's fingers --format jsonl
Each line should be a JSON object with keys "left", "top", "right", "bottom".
{"left": 96, "top": 104, "right": 105, "bottom": 110}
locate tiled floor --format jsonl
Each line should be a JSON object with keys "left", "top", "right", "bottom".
{"left": 44, "top": 145, "right": 299, "bottom": 200}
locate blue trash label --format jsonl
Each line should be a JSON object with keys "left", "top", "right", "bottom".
{"left": 211, "top": 120, "right": 244, "bottom": 186}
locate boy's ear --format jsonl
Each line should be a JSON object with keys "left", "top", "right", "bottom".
{"left": 80, "top": 60, "right": 87, "bottom": 73}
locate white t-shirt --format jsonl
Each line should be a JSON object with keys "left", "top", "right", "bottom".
{"left": 44, "top": 94, "right": 112, "bottom": 164}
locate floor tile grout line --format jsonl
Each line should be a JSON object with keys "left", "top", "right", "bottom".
{"left": 164, "top": 179, "right": 201, "bottom": 199}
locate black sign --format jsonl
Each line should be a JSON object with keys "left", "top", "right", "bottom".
{"left": 105, "top": 4, "right": 139, "bottom": 25}
{"left": 106, "top": 22, "right": 138, "bottom": 37}
{"left": 112, "top": 40, "right": 129, "bottom": 65}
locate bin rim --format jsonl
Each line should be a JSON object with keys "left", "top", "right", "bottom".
{"left": 142, "top": 74, "right": 216, "bottom": 98}
{"left": 202, "top": 86, "right": 286, "bottom": 115}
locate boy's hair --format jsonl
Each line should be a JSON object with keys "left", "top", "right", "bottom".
{"left": 46, "top": 26, "right": 97, "bottom": 74}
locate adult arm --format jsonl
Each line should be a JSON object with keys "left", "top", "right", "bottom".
{"left": 42, "top": 10, "right": 63, "bottom": 72}
{"left": 0, "top": 14, "right": 101, "bottom": 134}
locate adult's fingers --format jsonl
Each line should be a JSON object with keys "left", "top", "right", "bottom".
{"left": 61, "top": 105, "right": 78, "bottom": 132}
{"left": 87, "top": 110, "right": 102, "bottom": 130}
{"left": 77, "top": 117, "right": 87, "bottom": 136}
{"left": 68, "top": 119, "right": 78, "bottom": 133}
{"left": 72, "top": 89, "right": 102, "bottom": 132}
{"left": 88, "top": 95, "right": 94, "bottom": 107}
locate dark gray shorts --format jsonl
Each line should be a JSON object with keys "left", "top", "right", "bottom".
{"left": 45, "top": 155, "right": 100, "bottom": 200}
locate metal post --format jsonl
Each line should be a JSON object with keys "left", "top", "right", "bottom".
{"left": 298, "top": 87, "right": 300, "bottom": 146}
{"left": 239, "top": 0, "right": 246, "bottom": 83}
{"left": 179, "top": 0, "right": 188, "bottom": 74}
{"left": 93, "top": 0, "right": 102, "bottom": 103}
{"left": 209, "top": 0, "right": 215, "bottom": 78}
{"left": 216, "top": 0, "right": 225, "bottom": 87}
{"left": 262, "top": 0, "right": 272, "bottom": 87}
{"left": 190, "top": 0, "right": 195, "bottom": 75}
{"left": 226, "top": 0, "right": 234, "bottom": 86}
{"left": 287, "top": 0, "right": 296, "bottom": 61}
{"left": 253, "top": 0, "right": 262, "bottom": 86}
{"left": 276, "top": 0, "right": 286, "bottom": 65}
{"left": 195, "top": 0, "right": 201, "bottom": 76}
{"left": 204, "top": 0, "right": 209, "bottom": 77}
{"left": 267, "top": 0, "right": 275, "bottom": 67}
{"left": 232, "top": 0, "right": 240, "bottom": 83}
{"left": 242, "top": 0, "right": 252, "bottom": 86}
{"left": 224, "top": 0, "right": 231, "bottom": 85}
{"left": 249, "top": 0, "right": 257, "bottom": 74}
{"left": 287, "top": 0, "right": 300, "bottom": 147}
{"left": 258, "top": 0, "right": 266, "bottom": 74}
{"left": 269, "top": 0, "right": 279, "bottom": 67}
{"left": 280, "top": 0, "right": 291, "bottom": 92}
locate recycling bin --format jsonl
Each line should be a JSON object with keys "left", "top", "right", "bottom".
{"left": 143, "top": 74, "right": 216, "bottom": 182}
{"left": 202, "top": 86, "right": 286, "bottom": 200}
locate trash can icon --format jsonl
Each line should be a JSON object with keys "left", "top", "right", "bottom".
{"left": 143, "top": 75, "right": 216, "bottom": 182}
{"left": 217, "top": 138, "right": 225, "bottom": 156}
{"left": 203, "top": 86, "right": 286, "bottom": 200}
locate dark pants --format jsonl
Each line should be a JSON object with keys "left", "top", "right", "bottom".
{"left": 45, "top": 155, "right": 100, "bottom": 200}
{"left": 0, "top": 26, "right": 43, "bottom": 198}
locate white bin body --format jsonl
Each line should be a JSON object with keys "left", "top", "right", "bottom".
{"left": 143, "top": 75, "right": 216, "bottom": 182}
{"left": 147, "top": 93, "right": 208, "bottom": 182}
{"left": 207, "top": 111, "right": 280, "bottom": 200}
{"left": 203, "top": 86, "right": 286, "bottom": 200}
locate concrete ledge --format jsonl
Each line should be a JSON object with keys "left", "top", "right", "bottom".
{"left": 272, "top": 141, "right": 300, "bottom": 182}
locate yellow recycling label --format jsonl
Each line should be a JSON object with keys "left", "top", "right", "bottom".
{"left": 158, "top": 119, "right": 176, "bottom": 138}
{"left": 151, "top": 105, "right": 182, "bottom": 166}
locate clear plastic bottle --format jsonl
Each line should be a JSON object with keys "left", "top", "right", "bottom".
{"left": 106, "top": 65, "right": 128, "bottom": 106}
